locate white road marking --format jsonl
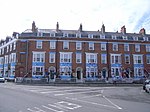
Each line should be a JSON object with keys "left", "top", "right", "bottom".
{"left": 54, "top": 90, "right": 102, "bottom": 96}
{"left": 102, "top": 96, "right": 122, "bottom": 110}
{"left": 55, "top": 101, "right": 82, "bottom": 110}
{"left": 65, "top": 96, "right": 120, "bottom": 110}
{"left": 41, "top": 88, "right": 101, "bottom": 94}
{"left": 48, "top": 104, "right": 68, "bottom": 111}
{"left": 27, "top": 107, "right": 46, "bottom": 112}
{"left": 42, "top": 105, "right": 64, "bottom": 112}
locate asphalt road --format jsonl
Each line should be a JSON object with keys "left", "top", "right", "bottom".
{"left": 0, "top": 82, "right": 150, "bottom": 112}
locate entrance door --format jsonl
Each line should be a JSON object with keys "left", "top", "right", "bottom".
{"left": 77, "top": 70, "right": 81, "bottom": 79}
{"left": 76, "top": 67, "right": 82, "bottom": 81}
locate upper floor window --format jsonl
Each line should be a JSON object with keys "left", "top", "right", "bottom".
{"left": 0, "top": 57, "right": 4, "bottom": 65}
{"left": 100, "top": 35, "right": 105, "bottom": 39}
{"left": 49, "top": 52, "right": 55, "bottom": 63}
{"left": 111, "top": 54, "right": 121, "bottom": 64}
{"left": 113, "top": 43, "right": 118, "bottom": 51}
{"left": 76, "top": 42, "right": 82, "bottom": 50}
{"left": 143, "top": 37, "right": 148, "bottom": 41}
{"left": 63, "top": 33, "right": 68, "bottom": 37}
{"left": 50, "top": 41, "right": 56, "bottom": 49}
{"left": 37, "top": 32, "right": 43, "bottom": 37}
{"left": 10, "top": 44, "right": 12, "bottom": 51}
{"left": 88, "top": 34, "right": 93, "bottom": 38}
{"left": 133, "top": 55, "right": 143, "bottom": 64}
{"left": 146, "top": 45, "right": 150, "bottom": 52}
{"left": 63, "top": 41, "right": 69, "bottom": 50}
{"left": 112, "top": 35, "right": 116, "bottom": 39}
{"left": 133, "top": 37, "right": 138, "bottom": 41}
{"left": 124, "top": 44, "right": 129, "bottom": 51}
{"left": 101, "top": 43, "right": 106, "bottom": 51}
{"left": 33, "top": 52, "right": 45, "bottom": 62}
{"left": 13, "top": 42, "right": 16, "bottom": 50}
{"left": 10, "top": 53, "right": 16, "bottom": 63}
{"left": 125, "top": 54, "right": 130, "bottom": 64}
{"left": 60, "top": 52, "right": 72, "bottom": 63}
{"left": 86, "top": 53, "right": 97, "bottom": 63}
{"left": 76, "top": 53, "right": 82, "bottom": 63}
{"left": 36, "top": 41, "right": 42, "bottom": 49}
{"left": 122, "top": 36, "right": 127, "bottom": 40}
{"left": 4, "top": 55, "right": 9, "bottom": 64}
{"left": 89, "top": 42, "right": 94, "bottom": 50}
{"left": 101, "top": 54, "right": 107, "bottom": 64}
{"left": 135, "top": 44, "right": 140, "bottom": 52}
{"left": 50, "top": 33, "right": 55, "bottom": 37}
{"left": 6, "top": 46, "right": 9, "bottom": 52}
{"left": 146, "top": 55, "right": 150, "bottom": 64}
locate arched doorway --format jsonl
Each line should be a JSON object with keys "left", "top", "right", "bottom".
{"left": 48, "top": 66, "right": 56, "bottom": 80}
{"left": 76, "top": 67, "right": 83, "bottom": 81}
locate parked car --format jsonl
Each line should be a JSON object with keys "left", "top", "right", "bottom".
{"left": 0, "top": 76, "right": 5, "bottom": 83}
{"left": 143, "top": 79, "right": 150, "bottom": 90}
{"left": 145, "top": 84, "right": 150, "bottom": 93}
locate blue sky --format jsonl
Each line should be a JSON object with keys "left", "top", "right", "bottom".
{"left": 0, "top": 0, "right": 150, "bottom": 39}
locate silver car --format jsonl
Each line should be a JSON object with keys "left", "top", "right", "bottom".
{"left": 0, "top": 76, "right": 5, "bottom": 83}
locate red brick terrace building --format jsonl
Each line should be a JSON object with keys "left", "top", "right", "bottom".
{"left": 0, "top": 22, "right": 150, "bottom": 81}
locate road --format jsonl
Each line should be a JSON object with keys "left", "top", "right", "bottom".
{"left": 0, "top": 82, "right": 150, "bottom": 112}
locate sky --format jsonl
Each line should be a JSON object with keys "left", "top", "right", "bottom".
{"left": 0, "top": 0, "right": 150, "bottom": 39}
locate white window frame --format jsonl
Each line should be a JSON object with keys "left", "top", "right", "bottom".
{"left": 125, "top": 55, "right": 130, "bottom": 64}
{"left": 124, "top": 44, "right": 129, "bottom": 51}
{"left": 5, "top": 55, "right": 9, "bottom": 64}
{"left": 101, "top": 43, "right": 106, "bottom": 51}
{"left": 89, "top": 42, "right": 94, "bottom": 50}
{"left": 146, "top": 45, "right": 150, "bottom": 52}
{"left": 113, "top": 43, "right": 118, "bottom": 51}
{"left": 49, "top": 53, "right": 55, "bottom": 63}
{"left": 13, "top": 42, "right": 16, "bottom": 50}
{"left": 135, "top": 44, "right": 140, "bottom": 52}
{"left": 86, "top": 53, "right": 97, "bottom": 63}
{"left": 76, "top": 53, "right": 82, "bottom": 63}
{"left": 63, "top": 41, "right": 69, "bottom": 50}
{"left": 36, "top": 41, "right": 42, "bottom": 49}
{"left": 33, "top": 52, "right": 45, "bottom": 62}
{"left": 111, "top": 54, "right": 121, "bottom": 64}
{"left": 60, "top": 52, "right": 72, "bottom": 63}
{"left": 76, "top": 42, "right": 82, "bottom": 50}
{"left": 133, "top": 54, "right": 143, "bottom": 64}
{"left": 112, "top": 35, "right": 116, "bottom": 39}
{"left": 146, "top": 55, "right": 150, "bottom": 64}
{"left": 101, "top": 54, "right": 107, "bottom": 64}
{"left": 50, "top": 41, "right": 56, "bottom": 49}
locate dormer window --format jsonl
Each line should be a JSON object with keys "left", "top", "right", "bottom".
{"left": 76, "top": 33, "right": 81, "bottom": 38}
{"left": 88, "top": 34, "right": 93, "bottom": 38}
{"left": 133, "top": 37, "right": 138, "bottom": 41}
{"left": 50, "top": 33, "right": 55, "bottom": 37}
{"left": 63, "top": 33, "right": 68, "bottom": 37}
{"left": 112, "top": 35, "right": 116, "bottom": 40}
{"left": 122, "top": 36, "right": 127, "bottom": 40}
{"left": 100, "top": 35, "right": 105, "bottom": 39}
{"left": 143, "top": 37, "right": 148, "bottom": 41}
{"left": 37, "top": 32, "right": 43, "bottom": 37}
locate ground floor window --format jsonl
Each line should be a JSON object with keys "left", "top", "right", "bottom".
{"left": 86, "top": 66, "right": 98, "bottom": 78}
{"left": 134, "top": 67, "right": 144, "bottom": 77}
{"left": 60, "top": 66, "right": 72, "bottom": 75}
{"left": 32, "top": 66, "right": 44, "bottom": 76}
{"left": 111, "top": 67, "right": 121, "bottom": 77}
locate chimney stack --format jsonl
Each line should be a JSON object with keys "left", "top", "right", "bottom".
{"left": 79, "top": 23, "right": 83, "bottom": 32}
{"left": 120, "top": 25, "right": 126, "bottom": 34}
{"left": 101, "top": 24, "right": 105, "bottom": 34}
{"left": 32, "top": 21, "right": 37, "bottom": 32}
{"left": 56, "top": 22, "right": 59, "bottom": 32}
{"left": 139, "top": 28, "right": 146, "bottom": 35}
